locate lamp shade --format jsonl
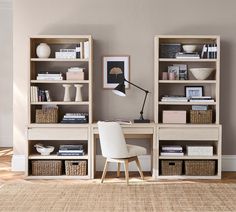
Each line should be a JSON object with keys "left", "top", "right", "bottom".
{"left": 113, "top": 81, "right": 126, "bottom": 97}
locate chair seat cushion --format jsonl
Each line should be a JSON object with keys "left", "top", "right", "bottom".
{"left": 126, "top": 144, "right": 147, "bottom": 157}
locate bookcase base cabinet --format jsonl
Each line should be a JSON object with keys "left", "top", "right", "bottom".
{"left": 156, "top": 124, "right": 222, "bottom": 179}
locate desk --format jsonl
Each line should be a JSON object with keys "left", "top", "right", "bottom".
{"left": 91, "top": 123, "right": 157, "bottom": 179}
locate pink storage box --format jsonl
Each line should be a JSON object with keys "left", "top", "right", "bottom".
{"left": 66, "top": 72, "right": 84, "bottom": 80}
{"left": 162, "top": 110, "right": 186, "bottom": 124}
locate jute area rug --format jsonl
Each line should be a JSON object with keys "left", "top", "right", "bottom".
{"left": 0, "top": 182, "right": 236, "bottom": 212}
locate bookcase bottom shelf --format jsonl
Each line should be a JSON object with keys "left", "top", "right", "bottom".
{"left": 157, "top": 175, "right": 221, "bottom": 180}
{"left": 26, "top": 175, "right": 90, "bottom": 180}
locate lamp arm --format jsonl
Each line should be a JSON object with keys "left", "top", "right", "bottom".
{"left": 124, "top": 78, "right": 150, "bottom": 120}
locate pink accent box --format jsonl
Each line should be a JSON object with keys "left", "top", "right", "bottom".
{"left": 66, "top": 72, "right": 84, "bottom": 80}
{"left": 162, "top": 110, "right": 186, "bottom": 124}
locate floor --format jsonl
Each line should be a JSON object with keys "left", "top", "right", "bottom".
{"left": 1, "top": 147, "right": 236, "bottom": 183}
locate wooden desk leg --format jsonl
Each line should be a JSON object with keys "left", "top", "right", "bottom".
{"left": 117, "top": 162, "right": 121, "bottom": 178}
{"left": 135, "top": 156, "right": 144, "bottom": 180}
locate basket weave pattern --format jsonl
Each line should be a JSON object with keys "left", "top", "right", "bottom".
{"left": 31, "top": 160, "right": 62, "bottom": 176}
{"left": 190, "top": 110, "right": 212, "bottom": 124}
{"left": 161, "top": 160, "right": 183, "bottom": 175}
{"left": 185, "top": 160, "right": 215, "bottom": 176}
{"left": 36, "top": 108, "right": 58, "bottom": 123}
{"left": 65, "top": 160, "right": 87, "bottom": 176}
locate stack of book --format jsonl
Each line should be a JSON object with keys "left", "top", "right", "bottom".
{"left": 36, "top": 72, "right": 63, "bottom": 81}
{"left": 160, "top": 145, "right": 184, "bottom": 156}
{"left": 189, "top": 96, "right": 214, "bottom": 102}
{"left": 175, "top": 52, "right": 200, "bottom": 59}
{"left": 192, "top": 105, "right": 208, "bottom": 110}
{"left": 30, "top": 86, "right": 51, "bottom": 102}
{"left": 161, "top": 96, "right": 188, "bottom": 102}
{"left": 58, "top": 144, "right": 85, "bottom": 156}
{"left": 61, "top": 113, "right": 88, "bottom": 123}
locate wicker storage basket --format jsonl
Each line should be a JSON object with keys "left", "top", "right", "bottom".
{"left": 31, "top": 160, "right": 62, "bottom": 176}
{"left": 65, "top": 160, "right": 87, "bottom": 176}
{"left": 161, "top": 160, "right": 183, "bottom": 175}
{"left": 190, "top": 110, "right": 212, "bottom": 124}
{"left": 36, "top": 108, "right": 58, "bottom": 123}
{"left": 185, "top": 160, "right": 215, "bottom": 176}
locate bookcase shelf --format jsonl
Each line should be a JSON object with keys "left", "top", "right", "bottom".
{"left": 30, "top": 58, "right": 89, "bottom": 62}
{"left": 154, "top": 35, "right": 222, "bottom": 180}
{"left": 31, "top": 101, "right": 89, "bottom": 105}
{"left": 28, "top": 154, "right": 89, "bottom": 160}
{"left": 31, "top": 80, "right": 90, "bottom": 84}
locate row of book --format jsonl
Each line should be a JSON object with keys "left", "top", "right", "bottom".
{"left": 61, "top": 113, "right": 88, "bottom": 123}
{"left": 201, "top": 44, "right": 217, "bottom": 59}
{"left": 36, "top": 72, "right": 63, "bottom": 81}
{"left": 175, "top": 52, "right": 200, "bottom": 59}
{"left": 161, "top": 96, "right": 214, "bottom": 103}
{"left": 57, "top": 144, "right": 86, "bottom": 156}
{"left": 30, "top": 86, "right": 51, "bottom": 102}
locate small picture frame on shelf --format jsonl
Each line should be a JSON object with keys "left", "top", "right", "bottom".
{"left": 185, "top": 86, "right": 204, "bottom": 98}
{"left": 103, "top": 56, "right": 130, "bottom": 89}
{"left": 168, "top": 65, "right": 179, "bottom": 80}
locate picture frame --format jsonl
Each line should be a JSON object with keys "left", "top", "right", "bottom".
{"left": 102, "top": 56, "right": 130, "bottom": 89}
{"left": 185, "top": 86, "right": 204, "bottom": 98}
{"left": 168, "top": 65, "right": 179, "bottom": 80}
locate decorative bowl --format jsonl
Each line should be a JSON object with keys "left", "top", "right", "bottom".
{"left": 182, "top": 45, "right": 197, "bottom": 53}
{"left": 35, "top": 144, "right": 54, "bottom": 156}
{"left": 189, "top": 68, "right": 215, "bottom": 80}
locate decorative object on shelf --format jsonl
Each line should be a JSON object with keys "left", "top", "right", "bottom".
{"left": 190, "top": 110, "right": 213, "bottom": 124}
{"left": 185, "top": 160, "right": 215, "bottom": 176}
{"left": 186, "top": 145, "right": 213, "bottom": 156}
{"left": 162, "top": 110, "right": 186, "bottom": 124}
{"left": 35, "top": 107, "right": 58, "bottom": 123}
{"left": 34, "top": 143, "right": 55, "bottom": 156}
{"left": 113, "top": 77, "right": 150, "bottom": 123}
{"left": 162, "top": 72, "right": 168, "bottom": 80}
{"left": 168, "top": 66, "right": 179, "bottom": 80}
{"left": 185, "top": 86, "right": 203, "bottom": 98}
{"left": 66, "top": 67, "right": 85, "bottom": 80}
{"left": 103, "top": 56, "right": 130, "bottom": 88}
{"left": 173, "top": 64, "right": 188, "bottom": 80}
{"left": 74, "top": 84, "right": 83, "bottom": 101}
{"left": 31, "top": 160, "right": 62, "bottom": 176}
{"left": 65, "top": 160, "right": 87, "bottom": 176}
{"left": 182, "top": 44, "right": 197, "bottom": 53}
{"left": 36, "top": 43, "right": 51, "bottom": 58}
{"left": 161, "top": 160, "right": 183, "bottom": 175}
{"left": 62, "top": 84, "right": 71, "bottom": 101}
{"left": 189, "top": 68, "right": 215, "bottom": 80}
{"left": 160, "top": 43, "right": 181, "bottom": 58}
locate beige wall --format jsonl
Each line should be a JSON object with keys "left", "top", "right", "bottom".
{"left": 0, "top": 0, "right": 12, "bottom": 147}
{"left": 13, "top": 0, "right": 236, "bottom": 155}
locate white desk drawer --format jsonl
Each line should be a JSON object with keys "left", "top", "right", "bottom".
{"left": 28, "top": 127, "right": 88, "bottom": 140}
{"left": 159, "top": 127, "right": 219, "bottom": 140}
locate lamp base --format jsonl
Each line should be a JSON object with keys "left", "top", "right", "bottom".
{"left": 134, "top": 119, "right": 150, "bottom": 123}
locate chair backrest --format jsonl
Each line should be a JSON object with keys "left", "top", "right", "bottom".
{"left": 97, "top": 121, "right": 128, "bottom": 158}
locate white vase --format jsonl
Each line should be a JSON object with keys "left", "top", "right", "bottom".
{"left": 74, "top": 84, "right": 83, "bottom": 101}
{"left": 36, "top": 43, "right": 51, "bottom": 58}
{"left": 63, "top": 84, "right": 71, "bottom": 102}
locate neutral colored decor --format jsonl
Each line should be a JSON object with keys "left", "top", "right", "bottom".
{"left": 185, "top": 86, "right": 204, "bottom": 98}
{"left": 0, "top": 183, "right": 236, "bottom": 211}
{"left": 36, "top": 43, "right": 51, "bottom": 58}
{"left": 189, "top": 68, "right": 215, "bottom": 80}
{"left": 103, "top": 56, "right": 129, "bottom": 88}
{"left": 97, "top": 121, "right": 146, "bottom": 184}
{"left": 62, "top": 84, "right": 72, "bottom": 102}
{"left": 74, "top": 84, "right": 83, "bottom": 101}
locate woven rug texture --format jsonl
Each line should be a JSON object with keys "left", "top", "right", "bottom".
{"left": 0, "top": 183, "right": 236, "bottom": 212}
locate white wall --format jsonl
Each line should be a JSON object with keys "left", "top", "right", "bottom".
{"left": 0, "top": 0, "right": 12, "bottom": 147}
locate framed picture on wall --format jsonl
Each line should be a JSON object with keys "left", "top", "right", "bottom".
{"left": 103, "top": 56, "right": 130, "bottom": 89}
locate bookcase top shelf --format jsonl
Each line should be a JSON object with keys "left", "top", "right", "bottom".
{"left": 30, "top": 58, "right": 89, "bottom": 62}
{"left": 31, "top": 80, "right": 90, "bottom": 84}
{"left": 31, "top": 101, "right": 89, "bottom": 105}
{"left": 28, "top": 154, "right": 89, "bottom": 160}
{"left": 158, "top": 58, "right": 217, "bottom": 62}
{"left": 159, "top": 155, "right": 219, "bottom": 160}
{"left": 159, "top": 80, "right": 216, "bottom": 84}
{"left": 158, "top": 102, "right": 216, "bottom": 105}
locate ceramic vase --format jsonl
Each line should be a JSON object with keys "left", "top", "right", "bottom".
{"left": 74, "top": 84, "right": 83, "bottom": 101}
{"left": 63, "top": 84, "right": 71, "bottom": 102}
{"left": 36, "top": 43, "right": 51, "bottom": 58}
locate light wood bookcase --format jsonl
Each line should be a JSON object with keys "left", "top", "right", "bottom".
{"left": 27, "top": 35, "right": 93, "bottom": 179}
{"left": 154, "top": 35, "right": 222, "bottom": 179}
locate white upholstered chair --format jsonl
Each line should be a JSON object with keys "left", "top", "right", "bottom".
{"left": 97, "top": 121, "right": 147, "bottom": 184}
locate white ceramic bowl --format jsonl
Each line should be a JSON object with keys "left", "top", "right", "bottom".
{"left": 36, "top": 146, "right": 54, "bottom": 156}
{"left": 189, "top": 68, "right": 215, "bottom": 80}
{"left": 182, "top": 45, "right": 197, "bottom": 53}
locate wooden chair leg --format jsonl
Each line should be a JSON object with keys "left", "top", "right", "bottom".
{"left": 117, "top": 162, "right": 121, "bottom": 178}
{"left": 101, "top": 159, "right": 109, "bottom": 183}
{"left": 124, "top": 159, "right": 129, "bottom": 185}
{"left": 135, "top": 156, "right": 144, "bottom": 180}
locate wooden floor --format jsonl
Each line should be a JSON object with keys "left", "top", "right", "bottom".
{"left": 1, "top": 148, "right": 236, "bottom": 183}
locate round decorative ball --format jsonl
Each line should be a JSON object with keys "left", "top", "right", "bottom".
{"left": 36, "top": 43, "right": 51, "bottom": 58}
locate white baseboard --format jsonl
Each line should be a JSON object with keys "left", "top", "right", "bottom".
{"left": 96, "top": 155, "right": 151, "bottom": 171}
{"left": 222, "top": 155, "right": 236, "bottom": 171}
{"left": 11, "top": 155, "right": 25, "bottom": 171}
{"left": 10, "top": 154, "right": 236, "bottom": 173}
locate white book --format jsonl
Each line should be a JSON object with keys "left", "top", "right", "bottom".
{"left": 45, "top": 90, "right": 51, "bottom": 102}
{"left": 160, "top": 152, "right": 184, "bottom": 156}
{"left": 84, "top": 41, "right": 90, "bottom": 59}
{"left": 190, "top": 99, "right": 214, "bottom": 102}
{"left": 162, "top": 145, "right": 183, "bottom": 151}
{"left": 37, "top": 77, "right": 63, "bottom": 80}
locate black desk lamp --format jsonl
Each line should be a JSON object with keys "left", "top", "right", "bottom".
{"left": 113, "top": 78, "right": 150, "bottom": 123}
